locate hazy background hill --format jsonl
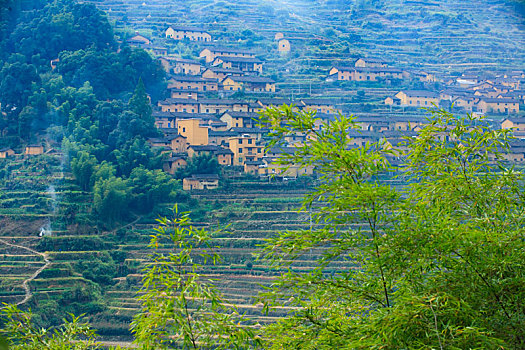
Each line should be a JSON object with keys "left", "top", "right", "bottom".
{"left": 86, "top": 0, "right": 525, "bottom": 71}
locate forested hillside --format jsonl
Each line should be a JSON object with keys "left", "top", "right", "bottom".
{"left": 0, "top": 0, "right": 186, "bottom": 224}
{"left": 0, "top": 0, "right": 190, "bottom": 334}
{"left": 0, "top": 0, "right": 524, "bottom": 348}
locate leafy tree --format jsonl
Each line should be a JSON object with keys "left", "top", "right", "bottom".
{"left": 17, "top": 105, "right": 37, "bottom": 139}
{"left": 255, "top": 106, "right": 525, "bottom": 348}
{"left": 90, "top": 161, "right": 116, "bottom": 188}
{"left": 71, "top": 150, "right": 97, "bottom": 191}
{"left": 93, "top": 175, "right": 128, "bottom": 224}
{"left": 0, "top": 304, "right": 102, "bottom": 350}
{"left": 8, "top": 0, "right": 115, "bottom": 61}
{"left": 92, "top": 100, "right": 123, "bottom": 145}
{"left": 127, "top": 166, "right": 180, "bottom": 212}
{"left": 111, "top": 137, "right": 160, "bottom": 176}
{"left": 129, "top": 78, "right": 153, "bottom": 128}
{"left": 0, "top": 60, "right": 40, "bottom": 114}
{"left": 131, "top": 209, "right": 259, "bottom": 349}
{"left": 175, "top": 153, "right": 220, "bottom": 180}
{"left": 78, "top": 256, "right": 117, "bottom": 285}
{"left": 118, "top": 46, "right": 165, "bottom": 97}
{"left": 57, "top": 46, "right": 164, "bottom": 100}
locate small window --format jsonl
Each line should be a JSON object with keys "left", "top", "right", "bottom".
{"left": 248, "top": 139, "right": 252, "bottom": 144}
{"left": 239, "top": 148, "right": 243, "bottom": 153}
{"left": 183, "top": 127, "right": 186, "bottom": 132}
{"left": 239, "top": 139, "right": 243, "bottom": 144}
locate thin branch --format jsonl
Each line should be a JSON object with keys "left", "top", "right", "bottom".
{"left": 366, "top": 202, "right": 390, "bottom": 308}
{"left": 429, "top": 299, "right": 444, "bottom": 350}
{"left": 182, "top": 289, "right": 198, "bottom": 349}
{"left": 453, "top": 250, "right": 523, "bottom": 346}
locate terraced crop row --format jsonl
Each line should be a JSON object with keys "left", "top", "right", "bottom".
{"left": 1, "top": 154, "right": 409, "bottom": 341}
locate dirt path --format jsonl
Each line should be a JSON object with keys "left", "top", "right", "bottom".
{"left": 0, "top": 238, "right": 51, "bottom": 306}
{"left": 110, "top": 215, "right": 143, "bottom": 235}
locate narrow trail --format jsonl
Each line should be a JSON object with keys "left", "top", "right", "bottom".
{"left": 0, "top": 238, "right": 51, "bottom": 306}
{"left": 110, "top": 215, "right": 144, "bottom": 235}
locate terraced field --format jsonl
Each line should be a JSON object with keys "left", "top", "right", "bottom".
{"left": 86, "top": 0, "right": 524, "bottom": 73}
{"left": 90, "top": 175, "right": 410, "bottom": 338}
{"left": 0, "top": 157, "right": 315, "bottom": 338}
{"left": 91, "top": 181, "right": 316, "bottom": 337}
{"left": 0, "top": 154, "right": 409, "bottom": 341}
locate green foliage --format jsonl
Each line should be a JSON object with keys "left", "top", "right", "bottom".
{"left": 0, "top": 335, "right": 7, "bottom": 350}
{"left": 36, "top": 236, "right": 111, "bottom": 252}
{"left": 78, "top": 256, "right": 117, "bottom": 285}
{"left": 175, "top": 153, "right": 220, "bottom": 180}
{"left": 0, "top": 304, "right": 101, "bottom": 350}
{"left": 0, "top": 0, "right": 165, "bottom": 172}
{"left": 112, "top": 137, "right": 160, "bottom": 177}
{"left": 256, "top": 106, "right": 525, "bottom": 348}
{"left": 131, "top": 209, "right": 260, "bottom": 349}
{"left": 8, "top": 0, "right": 115, "bottom": 61}
{"left": 129, "top": 78, "right": 153, "bottom": 125}
{"left": 0, "top": 60, "right": 40, "bottom": 135}
{"left": 93, "top": 175, "right": 128, "bottom": 224}
{"left": 71, "top": 151, "right": 97, "bottom": 191}
{"left": 57, "top": 46, "right": 164, "bottom": 99}
{"left": 128, "top": 166, "right": 180, "bottom": 212}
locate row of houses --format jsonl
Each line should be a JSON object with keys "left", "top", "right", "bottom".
{"left": 158, "top": 45, "right": 271, "bottom": 95}
{"left": 386, "top": 88, "right": 522, "bottom": 114}
{"left": 148, "top": 95, "right": 342, "bottom": 185}
{"left": 157, "top": 98, "right": 341, "bottom": 115}
{"left": 165, "top": 25, "right": 212, "bottom": 42}
{"left": 0, "top": 145, "right": 50, "bottom": 158}
{"left": 165, "top": 75, "right": 276, "bottom": 94}
{"left": 160, "top": 56, "right": 263, "bottom": 77}
{"left": 328, "top": 58, "right": 437, "bottom": 83}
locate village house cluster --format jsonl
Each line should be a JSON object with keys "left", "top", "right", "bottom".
{"left": 328, "top": 58, "right": 523, "bottom": 115}
{"left": 119, "top": 25, "right": 525, "bottom": 190}
{"left": 0, "top": 144, "right": 56, "bottom": 159}
{"left": 121, "top": 25, "right": 348, "bottom": 189}
{"left": 149, "top": 95, "right": 340, "bottom": 190}
{"left": 328, "top": 58, "right": 436, "bottom": 83}
{"left": 11, "top": 25, "right": 519, "bottom": 190}
{"left": 386, "top": 72, "right": 523, "bottom": 115}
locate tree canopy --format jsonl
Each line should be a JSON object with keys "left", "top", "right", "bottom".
{"left": 2, "top": 107, "right": 525, "bottom": 347}
{"left": 255, "top": 106, "right": 525, "bottom": 348}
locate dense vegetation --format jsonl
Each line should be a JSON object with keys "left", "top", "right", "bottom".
{"left": 0, "top": 0, "right": 183, "bottom": 225}
{"left": 0, "top": 0, "right": 190, "bottom": 334}
{"left": 256, "top": 106, "right": 525, "bottom": 348}
{"left": 1, "top": 0, "right": 524, "bottom": 348}
{"left": 1, "top": 107, "right": 524, "bottom": 349}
